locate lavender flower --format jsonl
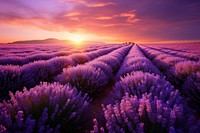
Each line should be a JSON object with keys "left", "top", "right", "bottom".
{"left": 116, "top": 45, "right": 161, "bottom": 81}
{"left": 114, "top": 71, "right": 181, "bottom": 105}
{"left": 86, "top": 61, "right": 114, "bottom": 80}
{"left": 183, "top": 72, "right": 200, "bottom": 111}
{"left": 98, "top": 56, "right": 122, "bottom": 71}
{"left": 170, "top": 61, "right": 200, "bottom": 86}
{"left": 0, "top": 82, "right": 90, "bottom": 132}
{"left": 161, "top": 56, "right": 186, "bottom": 67}
{"left": 0, "top": 125, "right": 6, "bottom": 133}
{"left": 96, "top": 45, "right": 131, "bottom": 72}
{"left": 21, "top": 61, "right": 55, "bottom": 88}
{"left": 69, "top": 53, "right": 90, "bottom": 64}
{"left": 57, "top": 65, "right": 109, "bottom": 96}
{"left": 0, "top": 65, "right": 21, "bottom": 100}
{"left": 116, "top": 62, "right": 161, "bottom": 81}
{"left": 123, "top": 57, "right": 150, "bottom": 67}
{"left": 172, "top": 61, "right": 200, "bottom": 79}
{"left": 93, "top": 93, "right": 185, "bottom": 133}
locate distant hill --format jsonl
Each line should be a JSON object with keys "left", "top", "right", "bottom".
{"left": 8, "top": 38, "right": 105, "bottom": 45}
{"left": 9, "top": 38, "right": 70, "bottom": 44}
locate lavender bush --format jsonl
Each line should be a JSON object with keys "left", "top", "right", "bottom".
{"left": 116, "top": 45, "right": 161, "bottom": 81}
{"left": 47, "top": 56, "right": 76, "bottom": 74}
{"left": 86, "top": 61, "right": 114, "bottom": 80}
{"left": 172, "top": 61, "right": 200, "bottom": 79}
{"left": 69, "top": 54, "right": 91, "bottom": 64}
{"left": 114, "top": 71, "right": 181, "bottom": 105}
{"left": 21, "top": 61, "right": 55, "bottom": 88}
{"left": 123, "top": 57, "right": 150, "bottom": 67}
{"left": 129, "top": 62, "right": 160, "bottom": 75}
{"left": 97, "top": 56, "right": 121, "bottom": 72}
{"left": 169, "top": 61, "right": 200, "bottom": 86}
{"left": 54, "top": 51, "right": 72, "bottom": 56}
{"left": 57, "top": 65, "right": 109, "bottom": 96}
{"left": 0, "top": 82, "right": 90, "bottom": 132}
{"left": 27, "top": 53, "right": 56, "bottom": 62}
{"left": 0, "top": 57, "right": 29, "bottom": 66}
{"left": 152, "top": 56, "right": 186, "bottom": 72}
{"left": 0, "top": 65, "right": 21, "bottom": 100}
{"left": 96, "top": 45, "right": 131, "bottom": 72}
{"left": 162, "top": 56, "right": 186, "bottom": 67}
{"left": 183, "top": 72, "right": 200, "bottom": 111}
{"left": 116, "top": 62, "right": 161, "bottom": 81}
{"left": 84, "top": 45, "right": 122, "bottom": 60}
{"left": 144, "top": 50, "right": 160, "bottom": 60}
{"left": 91, "top": 93, "right": 189, "bottom": 133}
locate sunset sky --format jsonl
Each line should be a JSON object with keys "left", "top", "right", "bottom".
{"left": 0, "top": 0, "right": 200, "bottom": 43}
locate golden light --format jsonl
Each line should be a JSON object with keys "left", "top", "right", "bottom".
{"left": 69, "top": 34, "right": 85, "bottom": 45}
{"left": 67, "top": 32, "right": 110, "bottom": 47}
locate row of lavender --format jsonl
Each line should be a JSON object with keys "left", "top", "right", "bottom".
{"left": 0, "top": 44, "right": 117, "bottom": 66}
{"left": 0, "top": 44, "right": 73, "bottom": 58}
{"left": 57, "top": 45, "right": 132, "bottom": 96}
{"left": 0, "top": 45, "right": 122, "bottom": 100}
{"left": 140, "top": 44, "right": 200, "bottom": 61}
{"left": 0, "top": 43, "right": 113, "bottom": 57}
{"left": 91, "top": 45, "right": 199, "bottom": 133}
{"left": 1, "top": 43, "right": 199, "bottom": 132}
{"left": 0, "top": 45, "right": 132, "bottom": 132}
{"left": 141, "top": 43, "right": 200, "bottom": 55}
{"left": 139, "top": 45, "right": 200, "bottom": 112}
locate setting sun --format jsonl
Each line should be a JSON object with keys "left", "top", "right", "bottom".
{"left": 69, "top": 34, "right": 85, "bottom": 45}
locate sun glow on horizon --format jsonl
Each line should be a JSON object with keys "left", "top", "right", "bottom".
{"left": 66, "top": 32, "right": 118, "bottom": 46}
{"left": 69, "top": 34, "right": 85, "bottom": 45}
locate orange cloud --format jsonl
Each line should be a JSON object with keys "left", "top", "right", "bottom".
{"left": 87, "top": 2, "right": 116, "bottom": 7}
{"left": 120, "top": 11, "right": 139, "bottom": 23}
{"left": 120, "top": 13, "right": 135, "bottom": 17}
{"left": 67, "top": 0, "right": 115, "bottom": 7}
{"left": 96, "top": 16, "right": 113, "bottom": 20}
{"left": 102, "top": 24, "right": 118, "bottom": 27}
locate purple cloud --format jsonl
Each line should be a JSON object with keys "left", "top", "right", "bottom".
{"left": 0, "top": 0, "right": 200, "bottom": 42}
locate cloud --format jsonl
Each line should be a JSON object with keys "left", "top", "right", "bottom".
{"left": 95, "top": 16, "right": 113, "bottom": 20}
{"left": 119, "top": 10, "right": 140, "bottom": 23}
{"left": 86, "top": 2, "right": 115, "bottom": 7}
{"left": 0, "top": 0, "right": 200, "bottom": 42}
{"left": 67, "top": 0, "right": 115, "bottom": 7}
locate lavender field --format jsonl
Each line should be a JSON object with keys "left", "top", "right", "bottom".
{"left": 0, "top": 43, "right": 200, "bottom": 133}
